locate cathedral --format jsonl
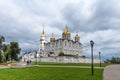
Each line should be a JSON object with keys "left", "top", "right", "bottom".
{"left": 39, "top": 25, "right": 83, "bottom": 57}
{"left": 21, "top": 25, "right": 101, "bottom": 63}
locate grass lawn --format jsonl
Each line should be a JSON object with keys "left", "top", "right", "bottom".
{"left": 0, "top": 67, "right": 103, "bottom": 80}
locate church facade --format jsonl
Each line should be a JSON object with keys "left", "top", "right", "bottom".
{"left": 39, "top": 25, "right": 83, "bottom": 57}
{"left": 21, "top": 25, "right": 101, "bottom": 63}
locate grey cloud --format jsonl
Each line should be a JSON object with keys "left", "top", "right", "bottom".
{"left": 0, "top": 0, "right": 120, "bottom": 60}
{"left": 0, "top": 13, "right": 40, "bottom": 52}
{"left": 61, "top": 0, "right": 120, "bottom": 33}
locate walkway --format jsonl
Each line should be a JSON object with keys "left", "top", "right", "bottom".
{"left": 104, "top": 65, "right": 120, "bottom": 80}
{"left": 37, "top": 65, "right": 104, "bottom": 69}
{"left": 0, "top": 62, "right": 27, "bottom": 69}
{"left": 0, "top": 62, "right": 104, "bottom": 69}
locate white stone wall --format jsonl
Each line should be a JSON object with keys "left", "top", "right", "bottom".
{"left": 44, "top": 39, "right": 82, "bottom": 56}
{"left": 21, "top": 56, "right": 102, "bottom": 63}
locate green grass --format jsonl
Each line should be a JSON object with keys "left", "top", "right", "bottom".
{"left": 33, "top": 62, "right": 110, "bottom": 67}
{"left": 0, "top": 67, "right": 103, "bottom": 80}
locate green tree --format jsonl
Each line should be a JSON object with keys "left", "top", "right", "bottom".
{"left": 2, "top": 44, "right": 11, "bottom": 61}
{"left": 58, "top": 52, "right": 64, "bottom": 56}
{"left": 9, "top": 42, "right": 21, "bottom": 61}
{"left": 0, "top": 51, "right": 2, "bottom": 62}
{"left": 0, "top": 35, "right": 5, "bottom": 62}
{"left": 109, "top": 56, "right": 120, "bottom": 64}
{"left": 0, "top": 36, "right": 5, "bottom": 48}
{"left": 0, "top": 36, "right": 21, "bottom": 63}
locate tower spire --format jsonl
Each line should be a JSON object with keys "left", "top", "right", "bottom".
{"left": 66, "top": 24, "right": 68, "bottom": 31}
{"left": 41, "top": 24, "right": 45, "bottom": 37}
{"left": 42, "top": 24, "right": 44, "bottom": 35}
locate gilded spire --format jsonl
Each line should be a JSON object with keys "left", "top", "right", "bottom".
{"left": 66, "top": 24, "right": 68, "bottom": 30}
{"left": 41, "top": 24, "right": 45, "bottom": 37}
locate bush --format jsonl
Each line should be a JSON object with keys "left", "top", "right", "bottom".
{"left": 58, "top": 52, "right": 74, "bottom": 56}
{"left": 58, "top": 52, "right": 64, "bottom": 56}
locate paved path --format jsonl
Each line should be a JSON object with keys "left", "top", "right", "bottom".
{"left": 104, "top": 65, "right": 120, "bottom": 80}
{"left": 37, "top": 65, "right": 104, "bottom": 69}
{"left": 0, "top": 62, "right": 27, "bottom": 69}
{"left": 0, "top": 63, "right": 104, "bottom": 69}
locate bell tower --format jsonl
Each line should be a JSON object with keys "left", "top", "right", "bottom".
{"left": 39, "top": 24, "right": 47, "bottom": 51}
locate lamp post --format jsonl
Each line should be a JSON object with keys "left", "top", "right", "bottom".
{"left": 28, "top": 52, "right": 30, "bottom": 65}
{"left": 90, "top": 40, "right": 94, "bottom": 75}
{"left": 99, "top": 52, "right": 101, "bottom": 67}
{"left": 35, "top": 51, "right": 37, "bottom": 64}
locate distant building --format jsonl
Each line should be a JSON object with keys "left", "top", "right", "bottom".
{"left": 39, "top": 25, "right": 82, "bottom": 57}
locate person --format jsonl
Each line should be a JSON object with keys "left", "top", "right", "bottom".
{"left": 27, "top": 60, "right": 29, "bottom": 65}
{"left": 30, "top": 60, "right": 31, "bottom": 64}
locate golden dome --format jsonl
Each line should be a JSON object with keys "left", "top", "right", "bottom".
{"left": 50, "top": 33, "right": 55, "bottom": 39}
{"left": 63, "top": 29, "right": 68, "bottom": 34}
{"left": 75, "top": 33, "right": 80, "bottom": 38}
{"left": 67, "top": 31, "right": 71, "bottom": 34}
{"left": 62, "top": 25, "right": 71, "bottom": 35}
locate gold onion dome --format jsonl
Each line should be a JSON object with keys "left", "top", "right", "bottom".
{"left": 75, "top": 33, "right": 80, "bottom": 38}
{"left": 67, "top": 31, "right": 70, "bottom": 34}
{"left": 51, "top": 33, "right": 55, "bottom": 39}
{"left": 63, "top": 29, "right": 68, "bottom": 34}
{"left": 62, "top": 26, "right": 71, "bottom": 34}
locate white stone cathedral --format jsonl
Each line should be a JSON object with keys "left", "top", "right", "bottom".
{"left": 21, "top": 25, "right": 101, "bottom": 63}
{"left": 39, "top": 25, "right": 83, "bottom": 57}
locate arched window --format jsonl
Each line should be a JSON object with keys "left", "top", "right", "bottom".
{"left": 52, "top": 43, "right": 54, "bottom": 47}
{"left": 65, "top": 41, "right": 67, "bottom": 47}
{"left": 56, "top": 42, "right": 57, "bottom": 47}
{"left": 69, "top": 42, "right": 71, "bottom": 47}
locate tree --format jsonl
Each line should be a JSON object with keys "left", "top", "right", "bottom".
{"left": 0, "top": 35, "right": 5, "bottom": 62}
{"left": 107, "top": 56, "right": 120, "bottom": 64}
{"left": 58, "top": 52, "right": 64, "bottom": 56}
{"left": 9, "top": 42, "right": 21, "bottom": 61}
{"left": 0, "top": 51, "right": 2, "bottom": 63}
{"left": 0, "top": 35, "right": 5, "bottom": 49}
{"left": 0, "top": 36, "right": 21, "bottom": 63}
{"left": 2, "top": 44, "right": 11, "bottom": 61}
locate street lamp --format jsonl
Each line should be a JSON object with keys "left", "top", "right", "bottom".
{"left": 28, "top": 52, "right": 30, "bottom": 65}
{"left": 90, "top": 40, "right": 94, "bottom": 75}
{"left": 35, "top": 51, "right": 37, "bottom": 64}
{"left": 99, "top": 52, "right": 101, "bottom": 67}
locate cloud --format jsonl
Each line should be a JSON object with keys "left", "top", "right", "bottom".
{"left": 0, "top": 0, "right": 120, "bottom": 59}
{"left": 81, "top": 29, "right": 120, "bottom": 59}
{"left": 61, "top": 0, "right": 120, "bottom": 32}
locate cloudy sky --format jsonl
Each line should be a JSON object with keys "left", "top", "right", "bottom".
{"left": 0, "top": 0, "right": 120, "bottom": 60}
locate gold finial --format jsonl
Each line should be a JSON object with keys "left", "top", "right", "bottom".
{"left": 66, "top": 24, "right": 68, "bottom": 30}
